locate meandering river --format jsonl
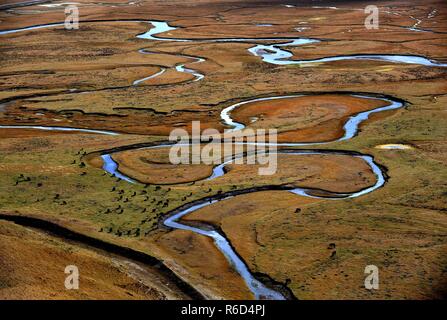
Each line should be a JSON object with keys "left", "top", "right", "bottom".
{"left": 0, "top": 18, "right": 426, "bottom": 299}
{"left": 96, "top": 91, "right": 400, "bottom": 299}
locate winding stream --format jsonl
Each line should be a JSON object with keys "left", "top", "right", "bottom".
{"left": 256, "top": 53, "right": 447, "bottom": 67}
{"left": 96, "top": 92, "right": 402, "bottom": 299}
{"left": 0, "top": 124, "right": 119, "bottom": 135}
{"left": 0, "top": 18, "right": 421, "bottom": 299}
{"left": 99, "top": 144, "right": 387, "bottom": 300}
{"left": 2, "top": 19, "right": 445, "bottom": 88}
{"left": 133, "top": 67, "right": 166, "bottom": 85}
{"left": 138, "top": 20, "right": 447, "bottom": 67}
{"left": 220, "top": 94, "right": 404, "bottom": 140}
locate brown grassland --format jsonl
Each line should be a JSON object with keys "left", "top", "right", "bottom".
{"left": 0, "top": 0, "right": 446, "bottom": 299}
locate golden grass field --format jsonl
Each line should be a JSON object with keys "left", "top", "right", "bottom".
{"left": 0, "top": 0, "right": 446, "bottom": 300}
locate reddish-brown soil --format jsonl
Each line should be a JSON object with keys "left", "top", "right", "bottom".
{"left": 0, "top": 0, "right": 446, "bottom": 301}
